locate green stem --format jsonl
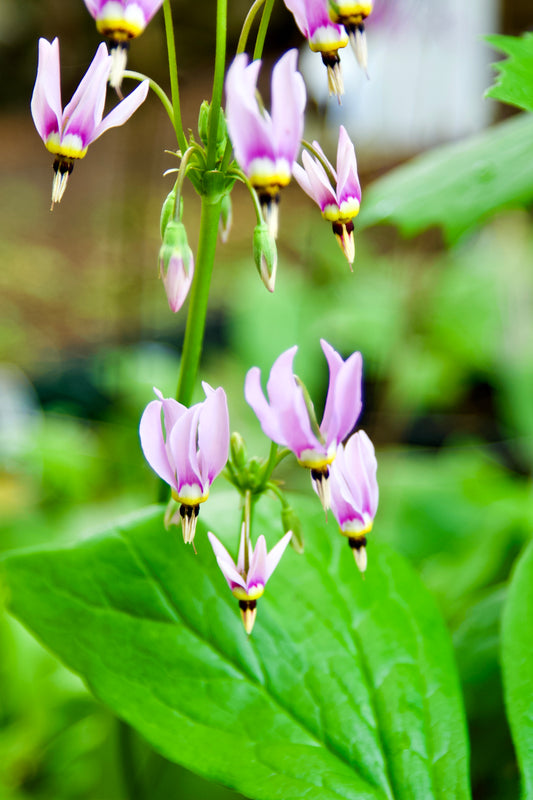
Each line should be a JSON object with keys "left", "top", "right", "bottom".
{"left": 253, "top": 0, "right": 275, "bottom": 60}
{"left": 230, "top": 169, "right": 264, "bottom": 224}
{"left": 122, "top": 70, "right": 174, "bottom": 126}
{"left": 237, "top": 0, "right": 266, "bottom": 54}
{"left": 163, "top": 0, "right": 187, "bottom": 152}
{"left": 175, "top": 196, "right": 222, "bottom": 406}
{"left": 207, "top": 0, "right": 228, "bottom": 170}
{"left": 301, "top": 138, "right": 337, "bottom": 185}
{"left": 243, "top": 489, "right": 253, "bottom": 574}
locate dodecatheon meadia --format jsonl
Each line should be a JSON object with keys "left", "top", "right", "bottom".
{"left": 328, "top": 430, "right": 379, "bottom": 573}
{"left": 82, "top": 0, "right": 164, "bottom": 89}
{"left": 139, "top": 384, "right": 230, "bottom": 545}
{"left": 244, "top": 339, "right": 363, "bottom": 511}
{"left": 225, "top": 49, "right": 306, "bottom": 238}
{"left": 31, "top": 38, "right": 148, "bottom": 208}
{"left": 293, "top": 125, "right": 361, "bottom": 267}
{"left": 327, "top": 0, "right": 373, "bottom": 73}
{"left": 282, "top": 0, "right": 349, "bottom": 101}
{"left": 208, "top": 527, "right": 292, "bottom": 634}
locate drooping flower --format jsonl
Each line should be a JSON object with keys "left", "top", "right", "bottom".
{"left": 82, "top": 0, "right": 164, "bottom": 89}
{"left": 159, "top": 220, "right": 194, "bottom": 313}
{"left": 329, "top": 430, "right": 378, "bottom": 573}
{"left": 31, "top": 38, "right": 148, "bottom": 208}
{"left": 208, "top": 527, "right": 292, "bottom": 634}
{"left": 139, "top": 384, "right": 229, "bottom": 544}
{"left": 327, "top": 0, "right": 373, "bottom": 73}
{"left": 293, "top": 125, "right": 361, "bottom": 267}
{"left": 225, "top": 49, "right": 306, "bottom": 238}
{"left": 245, "top": 339, "right": 362, "bottom": 509}
{"left": 282, "top": 0, "right": 348, "bottom": 100}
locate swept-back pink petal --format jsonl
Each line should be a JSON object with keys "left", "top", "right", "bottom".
{"left": 225, "top": 55, "right": 275, "bottom": 173}
{"left": 342, "top": 431, "right": 378, "bottom": 516}
{"left": 244, "top": 367, "right": 286, "bottom": 444}
{"left": 295, "top": 150, "right": 337, "bottom": 211}
{"left": 62, "top": 43, "right": 110, "bottom": 144}
{"left": 207, "top": 532, "right": 247, "bottom": 592}
{"left": 264, "top": 531, "right": 292, "bottom": 582}
{"left": 271, "top": 49, "right": 306, "bottom": 165}
{"left": 282, "top": 0, "right": 312, "bottom": 35}
{"left": 139, "top": 399, "right": 177, "bottom": 488}
{"left": 247, "top": 535, "right": 268, "bottom": 590}
{"left": 319, "top": 340, "right": 362, "bottom": 446}
{"left": 82, "top": 0, "right": 102, "bottom": 17}
{"left": 153, "top": 389, "right": 187, "bottom": 437}
{"left": 336, "top": 125, "right": 361, "bottom": 206}
{"left": 197, "top": 385, "right": 229, "bottom": 485}
{"left": 91, "top": 79, "right": 149, "bottom": 142}
{"left": 135, "top": 0, "right": 164, "bottom": 22}
{"left": 168, "top": 405, "right": 204, "bottom": 492}
{"left": 31, "top": 38, "right": 62, "bottom": 142}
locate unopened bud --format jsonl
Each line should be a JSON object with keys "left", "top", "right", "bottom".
{"left": 159, "top": 220, "right": 194, "bottom": 313}
{"left": 160, "top": 187, "right": 178, "bottom": 238}
{"left": 230, "top": 431, "right": 247, "bottom": 469}
{"left": 253, "top": 222, "right": 278, "bottom": 293}
{"left": 198, "top": 100, "right": 228, "bottom": 161}
{"left": 219, "top": 193, "right": 232, "bottom": 243}
{"left": 281, "top": 505, "right": 304, "bottom": 553}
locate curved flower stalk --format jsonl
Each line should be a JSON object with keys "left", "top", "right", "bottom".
{"left": 282, "top": 0, "right": 348, "bottom": 100}
{"left": 31, "top": 38, "right": 148, "bottom": 208}
{"left": 294, "top": 126, "right": 361, "bottom": 267}
{"left": 329, "top": 430, "right": 378, "bottom": 573}
{"left": 139, "top": 384, "right": 230, "bottom": 544}
{"left": 208, "top": 527, "right": 292, "bottom": 634}
{"left": 327, "top": 0, "right": 373, "bottom": 73}
{"left": 245, "top": 339, "right": 362, "bottom": 510}
{"left": 225, "top": 49, "right": 306, "bottom": 238}
{"left": 83, "top": 0, "right": 164, "bottom": 89}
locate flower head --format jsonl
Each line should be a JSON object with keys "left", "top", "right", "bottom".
{"left": 245, "top": 339, "right": 362, "bottom": 509}
{"left": 159, "top": 220, "right": 194, "bottom": 313}
{"left": 329, "top": 430, "right": 378, "bottom": 572}
{"left": 208, "top": 527, "right": 292, "bottom": 634}
{"left": 225, "top": 49, "right": 306, "bottom": 237}
{"left": 139, "top": 384, "right": 229, "bottom": 544}
{"left": 31, "top": 38, "right": 148, "bottom": 207}
{"left": 283, "top": 0, "right": 348, "bottom": 99}
{"left": 293, "top": 126, "right": 361, "bottom": 266}
{"left": 328, "top": 0, "right": 373, "bottom": 73}
{"left": 83, "top": 0, "right": 164, "bottom": 88}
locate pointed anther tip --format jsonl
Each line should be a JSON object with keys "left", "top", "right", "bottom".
{"left": 239, "top": 599, "right": 257, "bottom": 635}
{"left": 348, "top": 536, "right": 368, "bottom": 574}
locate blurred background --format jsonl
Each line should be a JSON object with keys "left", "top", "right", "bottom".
{"left": 1, "top": 0, "right": 533, "bottom": 798}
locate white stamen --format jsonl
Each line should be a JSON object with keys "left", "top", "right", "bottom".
{"left": 352, "top": 545, "right": 367, "bottom": 574}
{"left": 109, "top": 45, "right": 129, "bottom": 92}
{"left": 327, "top": 62, "right": 345, "bottom": 102}
{"left": 50, "top": 170, "right": 70, "bottom": 209}
{"left": 350, "top": 28, "right": 369, "bottom": 77}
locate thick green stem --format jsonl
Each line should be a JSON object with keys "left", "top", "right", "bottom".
{"left": 207, "top": 0, "right": 228, "bottom": 169}
{"left": 163, "top": 0, "right": 187, "bottom": 152}
{"left": 253, "top": 0, "right": 275, "bottom": 60}
{"left": 175, "top": 196, "right": 222, "bottom": 406}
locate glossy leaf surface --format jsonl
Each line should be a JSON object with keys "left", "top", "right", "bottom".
{"left": 1, "top": 494, "right": 471, "bottom": 800}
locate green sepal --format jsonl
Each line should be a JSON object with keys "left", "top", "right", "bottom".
{"left": 253, "top": 222, "right": 278, "bottom": 292}
{"left": 198, "top": 100, "right": 228, "bottom": 163}
{"left": 160, "top": 188, "right": 182, "bottom": 238}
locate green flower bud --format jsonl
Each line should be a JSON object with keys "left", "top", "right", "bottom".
{"left": 160, "top": 187, "right": 183, "bottom": 238}
{"left": 219, "top": 193, "right": 232, "bottom": 243}
{"left": 253, "top": 222, "right": 278, "bottom": 293}
{"left": 281, "top": 505, "right": 304, "bottom": 554}
{"left": 159, "top": 219, "right": 194, "bottom": 313}
{"left": 230, "top": 432, "right": 247, "bottom": 470}
{"left": 198, "top": 100, "right": 228, "bottom": 162}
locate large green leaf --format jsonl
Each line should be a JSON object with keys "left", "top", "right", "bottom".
{"left": 486, "top": 33, "right": 533, "bottom": 112}
{"left": 502, "top": 540, "right": 533, "bottom": 797}
{"left": 359, "top": 114, "right": 533, "bottom": 243}
{"left": 1, "top": 494, "right": 471, "bottom": 800}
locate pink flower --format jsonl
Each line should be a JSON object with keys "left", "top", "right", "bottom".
{"left": 282, "top": 0, "right": 348, "bottom": 99}
{"left": 225, "top": 49, "right": 306, "bottom": 237}
{"left": 245, "top": 339, "right": 363, "bottom": 509}
{"left": 139, "top": 384, "right": 229, "bottom": 544}
{"left": 329, "top": 430, "right": 378, "bottom": 572}
{"left": 293, "top": 125, "right": 361, "bottom": 266}
{"left": 327, "top": 0, "right": 374, "bottom": 73}
{"left": 31, "top": 38, "right": 148, "bottom": 206}
{"left": 82, "top": 1, "right": 164, "bottom": 89}
{"left": 208, "top": 527, "right": 292, "bottom": 634}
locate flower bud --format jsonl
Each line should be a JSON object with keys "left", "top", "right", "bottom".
{"left": 229, "top": 431, "right": 247, "bottom": 470}
{"left": 281, "top": 505, "right": 304, "bottom": 554}
{"left": 160, "top": 187, "right": 178, "bottom": 238}
{"left": 198, "top": 100, "right": 228, "bottom": 162}
{"left": 219, "top": 193, "right": 232, "bottom": 243}
{"left": 253, "top": 222, "right": 278, "bottom": 293}
{"left": 159, "top": 220, "right": 194, "bottom": 313}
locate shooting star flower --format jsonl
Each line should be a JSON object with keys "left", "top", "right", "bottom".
{"left": 31, "top": 38, "right": 148, "bottom": 208}
{"left": 245, "top": 339, "right": 362, "bottom": 510}
{"left": 329, "top": 430, "right": 378, "bottom": 573}
{"left": 139, "top": 384, "right": 229, "bottom": 544}
{"left": 293, "top": 125, "right": 361, "bottom": 267}
{"left": 208, "top": 527, "right": 292, "bottom": 634}
{"left": 282, "top": 0, "right": 348, "bottom": 100}
{"left": 327, "top": 0, "right": 373, "bottom": 73}
{"left": 225, "top": 49, "right": 306, "bottom": 238}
